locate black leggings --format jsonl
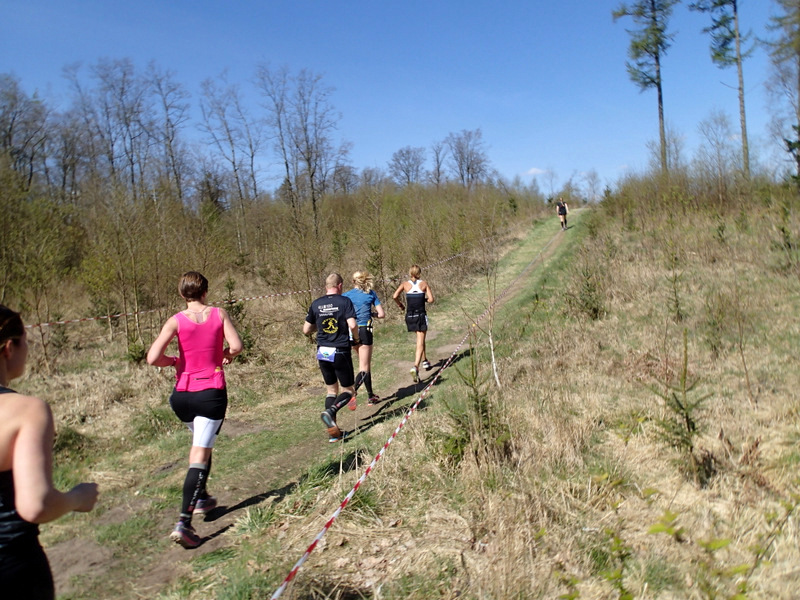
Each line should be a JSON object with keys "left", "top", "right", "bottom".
{"left": 0, "top": 537, "right": 55, "bottom": 600}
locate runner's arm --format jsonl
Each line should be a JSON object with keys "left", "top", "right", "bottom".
{"left": 392, "top": 283, "right": 406, "bottom": 311}
{"left": 14, "top": 398, "right": 98, "bottom": 523}
{"left": 146, "top": 317, "right": 179, "bottom": 366}
{"left": 348, "top": 317, "right": 360, "bottom": 345}
{"left": 220, "top": 308, "right": 243, "bottom": 363}
{"left": 424, "top": 282, "right": 435, "bottom": 304}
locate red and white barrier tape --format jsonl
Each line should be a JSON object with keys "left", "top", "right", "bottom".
{"left": 270, "top": 325, "right": 472, "bottom": 600}
{"left": 270, "top": 231, "right": 558, "bottom": 598}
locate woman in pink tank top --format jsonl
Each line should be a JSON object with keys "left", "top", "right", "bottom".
{"left": 146, "top": 272, "right": 242, "bottom": 548}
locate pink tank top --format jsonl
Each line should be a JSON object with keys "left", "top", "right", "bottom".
{"left": 174, "top": 306, "right": 226, "bottom": 392}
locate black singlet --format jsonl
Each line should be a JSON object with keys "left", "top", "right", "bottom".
{"left": 0, "top": 386, "right": 39, "bottom": 550}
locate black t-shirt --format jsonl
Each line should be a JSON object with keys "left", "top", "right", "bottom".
{"left": 306, "top": 294, "right": 356, "bottom": 349}
{"left": 557, "top": 201, "right": 567, "bottom": 215}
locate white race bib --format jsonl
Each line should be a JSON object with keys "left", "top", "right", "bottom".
{"left": 316, "top": 346, "right": 336, "bottom": 362}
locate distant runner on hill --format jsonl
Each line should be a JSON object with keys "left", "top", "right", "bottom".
{"left": 304, "top": 273, "right": 360, "bottom": 442}
{"left": 343, "top": 271, "right": 386, "bottom": 405}
{"left": 556, "top": 197, "right": 569, "bottom": 230}
{"left": 147, "top": 271, "right": 243, "bottom": 549}
{"left": 393, "top": 264, "right": 435, "bottom": 383}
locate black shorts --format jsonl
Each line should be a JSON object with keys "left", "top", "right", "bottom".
{"left": 405, "top": 313, "right": 428, "bottom": 332}
{"left": 318, "top": 349, "right": 355, "bottom": 387}
{"left": 169, "top": 387, "right": 229, "bottom": 422}
{"left": 358, "top": 324, "right": 374, "bottom": 346}
{"left": 0, "top": 536, "right": 54, "bottom": 600}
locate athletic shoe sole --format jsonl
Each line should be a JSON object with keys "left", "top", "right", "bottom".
{"left": 329, "top": 431, "right": 349, "bottom": 443}
{"left": 410, "top": 367, "right": 418, "bottom": 383}
{"left": 347, "top": 395, "right": 357, "bottom": 410}
{"left": 170, "top": 524, "right": 201, "bottom": 548}
{"left": 321, "top": 411, "right": 342, "bottom": 439}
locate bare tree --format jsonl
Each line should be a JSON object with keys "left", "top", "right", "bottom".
{"left": 583, "top": 169, "right": 602, "bottom": 202}
{"left": 445, "top": 128, "right": 490, "bottom": 189}
{"left": 47, "top": 107, "right": 86, "bottom": 201}
{"left": 92, "top": 58, "right": 155, "bottom": 200}
{"left": 694, "top": 109, "right": 737, "bottom": 206}
{"left": 613, "top": 0, "right": 679, "bottom": 174}
{"left": 689, "top": 0, "right": 753, "bottom": 179}
{"left": 428, "top": 140, "right": 446, "bottom": 188}
{"left": 557, "top": 173, "right": 582, "bottom": 204}
{"left": 0, "top": 74, "right": 50, "bottom": 189}
{"left": 331, "top": 163, "right": 359, "bottom": 194}
{"left": 388, "top": 145, "right": 426, "bottom": 185}
{"left": 647, "top": 121, "right": 685, "bottom": 172}
{"left": 255, "top": 64, "right": 341, "bottom": 239}
{"left": 766, "top": 0, "right": 800, "bottom": 185}
{"left": 360, "top": 166, "right": 389, "bottom": 189}
{"left": 146, "top": 62, "right": 191, "bottom": 201}
{"left": 543, "top": 168, "right": 558, "bottom": 200}
{"left": 199, "top": 73, "right": 264, "bottom": 252}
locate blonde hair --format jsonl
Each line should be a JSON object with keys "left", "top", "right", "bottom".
{"left": 409, "top": 264, "right": 422, "bottom": 280}
{"left": 352, "top": 271, "right": 374, "bottom": 292}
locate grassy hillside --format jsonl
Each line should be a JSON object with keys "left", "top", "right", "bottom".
{"left": 16, "top": 186, "right": 800, "bottom": 599}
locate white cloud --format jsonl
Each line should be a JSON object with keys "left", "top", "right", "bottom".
{"left": 526, "top": 167, "right": 548, "bottom": 176}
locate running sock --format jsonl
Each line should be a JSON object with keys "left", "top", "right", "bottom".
{"left": 332, "top": 391, "right": 354, "bottom": 412}
{"left": 354, "top": 371, "right": 365, "bottom": 391}
{"left": 201, "top": 455, "right": 213, "bottom": 499}
{"left": 325, "top": 394, "right": 337, "bottom": 411}
{"left": 364, "top": 372, "right": 374, "bottom": 396}
{"left": 180, "top": 463, "right": 208, "bottom": 523}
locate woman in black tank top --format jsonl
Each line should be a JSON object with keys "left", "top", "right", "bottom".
{"left": 392, "top": 265, "right": 436, "bottom": 382}
{"left": 0, "top": 306, "right": 99, "bottom": 599}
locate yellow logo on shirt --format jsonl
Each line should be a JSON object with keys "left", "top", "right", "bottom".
{"left": 322, "top": 317, "right": 338, "bottom": 334}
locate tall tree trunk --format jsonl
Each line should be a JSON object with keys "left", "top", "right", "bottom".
{"left": 656, "top": 59, "right": 668, "bottom": 174}
{"left": 733, "top": 0, "right": 750, "bottom": 179}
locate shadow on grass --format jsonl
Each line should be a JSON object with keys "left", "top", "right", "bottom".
{"left": 348, "top": 348, "right": 471, "bottom": 439}
{"left": 205, "top": 445, "right": 370, "bottom": 520}
{"left": 198, "top": 349, "right": 470, "bottom": 544}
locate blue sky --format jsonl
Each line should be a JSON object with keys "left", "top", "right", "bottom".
{"left": 1, "top": 0, "right": 779, "bottom": 194}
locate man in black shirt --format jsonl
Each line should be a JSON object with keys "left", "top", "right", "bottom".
{"left": 303, "top": 273, "right": 360, "bottom": 441}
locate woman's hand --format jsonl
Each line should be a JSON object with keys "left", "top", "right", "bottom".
{"left": 68, "top": 482, "right": 99, "bottom": 513}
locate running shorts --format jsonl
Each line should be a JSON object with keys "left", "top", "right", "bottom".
{"left": 318, "top": 349, "right": 355, "bottom": 388}
{"left": 405, "top": 313, "right": 428, "bottom": 332}
{"left": 169, "top": 387, "right": 228, "bottom": 448}
{"left": 358, "top": 324, "right": 374, "bottom": 346}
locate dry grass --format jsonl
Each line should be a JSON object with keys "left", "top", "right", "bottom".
{"left": 269, "top": 199, "right": 800, "bottom": 599}
{"left": 13, "top": 193, "right": 800, "bottom": 598}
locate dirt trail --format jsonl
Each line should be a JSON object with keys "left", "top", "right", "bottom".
{"left": 47, "top": 218, "right": 576, "bottom": 598}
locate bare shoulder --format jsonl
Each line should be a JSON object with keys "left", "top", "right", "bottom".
{"left": 0, "top": 393, "right": 52, "bottom": 429}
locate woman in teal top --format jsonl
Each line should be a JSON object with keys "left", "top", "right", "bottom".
{"left": 343, "top": 271, "right": 385, "bottom": 404}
